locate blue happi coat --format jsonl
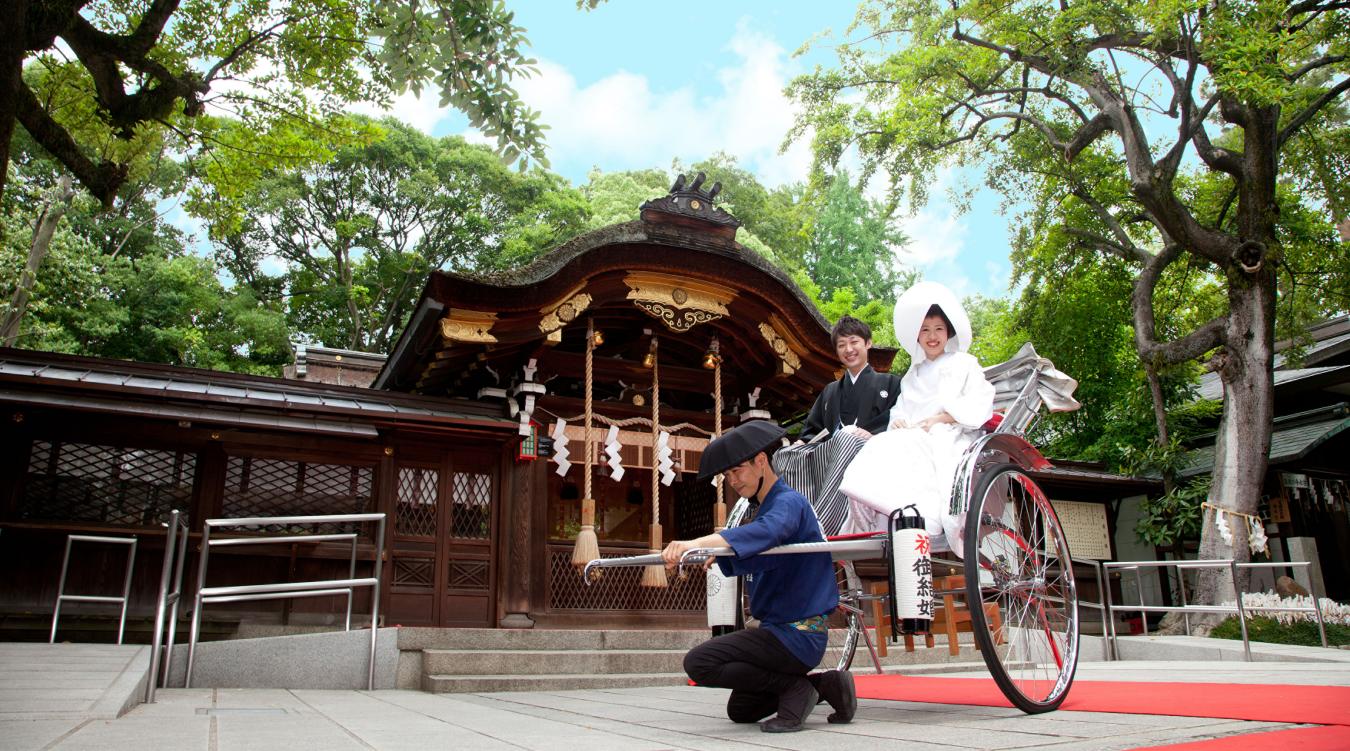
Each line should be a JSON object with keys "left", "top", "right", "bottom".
{"left": 717, "top": 477, "right": 838, "bottom": 666}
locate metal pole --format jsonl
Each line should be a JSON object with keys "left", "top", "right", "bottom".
{"left": 147, "top": 511, "right": 180, "bottom": 702}
{"left": 50, "top": 536, "right": 74, "bottom": 643}
{"left": 1178, "top": 566, "right": 1191, "bottom": 636}
{"left": 1311, "top": 587, "right": 1328, "bottom": 648}
{"left": 161, "top": 519, "right": 188, "bottom": 692}
{"left": 346, "top": 534, "right": 357, "bottom": 632}
{"left": 367, "top": 515, "right": 386, "bottom": 691}
{"left": 1103, "top": 564, "right": 1118, "bottom": 661}
{"left": 1229, "top": 560, "right": 1252, "bottom": 662}
{"left": 185, "top": 523, "right": 213, "bottom": 688}
{"left": 1137, "top": 568, "right": 1148, "bottom": 637}
{"left": 115, "top": 537, "right": 138, "bottom": 645}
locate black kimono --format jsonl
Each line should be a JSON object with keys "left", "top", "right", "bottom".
{"left": 801, "top": 365, "right": 903, "bottom": 439}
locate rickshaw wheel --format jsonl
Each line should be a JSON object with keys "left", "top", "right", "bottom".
{"left": 964, "top": 463, "right": 1079, "bottom": 713}
{"left": 831, "top": 561, "right": 863, "bottom": 671}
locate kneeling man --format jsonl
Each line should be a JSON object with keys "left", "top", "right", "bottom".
{"left": 662, "top": 420, "right": 857, "bottom": 733}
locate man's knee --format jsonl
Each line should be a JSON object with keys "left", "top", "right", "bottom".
{"left": 726, "top": 693, "right": 776, "bottom": 724}
{"left": 684, "top": 646, "right": 715, "bottom": 683}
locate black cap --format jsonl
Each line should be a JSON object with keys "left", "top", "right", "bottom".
{"left": 697, "top": 420, "right": 787, "bottom": 481}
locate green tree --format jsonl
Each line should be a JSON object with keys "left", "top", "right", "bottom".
{"left": 3, "top": 0, "right": 549, "bottom": 213}
{"left": 804, "top": 171, "right": 909, "bottom": 304}
{"left": 221, "top": 116, "right": 589, "bottom": 353}
{"left": 791, "top": 0, "right": 1350, "bottom": 611}
{"left": 0, "top": 210, "right": 290, "bottom": 373}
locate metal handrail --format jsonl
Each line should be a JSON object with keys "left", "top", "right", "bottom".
{"left": 1103, "top": 559, "right": 1327, "bottom": 661}
{"left": 50, "top": 534, "right": 137, "bottom": 645}
{"left": 147, "top": 510, "right": 189, "bottom": 703}
{"left": 184, "top": 512, "right": 386, "bottom": 690}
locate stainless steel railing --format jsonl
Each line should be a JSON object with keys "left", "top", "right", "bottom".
{"left": 184, "top": 513, "right": 387, "bottom": 690}
{"left": 146, "top": 509, "right": 189, "bottom": 703}
{"left": 1103, "top": 559, "right": 1328, "bottom": 661}
{"left": 50, "top": 534, "right": 137, "bottom": 645}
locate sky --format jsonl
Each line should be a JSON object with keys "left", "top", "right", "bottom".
{"left": 372, "top": 1, "right": 1019, "bottom": 302}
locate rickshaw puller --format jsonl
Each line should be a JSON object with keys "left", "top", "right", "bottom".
{"left": 661, "top": 420, "right": 857, "bottom": 733}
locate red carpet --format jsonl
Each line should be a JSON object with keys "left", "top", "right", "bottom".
{"left": 1129, "top": 725, "right": 1350, "bottom": 751}
{"left": 854, "top": 674, "right": 1350, "bottom": 725}
{"left": 855, "top": 675, "right": 1350, "bottom": 750}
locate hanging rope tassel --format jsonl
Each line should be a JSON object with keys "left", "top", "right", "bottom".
{"left": 571, "top": 319, "right": 600, "bottom": 571}
{"left": 641, "top": 337, "right": 669, "bottom": 588}
{"left": 711, "top": 337, "right": 725, "bottom": 528}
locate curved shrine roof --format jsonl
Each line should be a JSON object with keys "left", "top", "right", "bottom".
{"left": 376, "top": 185, "right": 897, "bottom": 431}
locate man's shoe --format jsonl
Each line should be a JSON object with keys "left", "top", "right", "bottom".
{"left": 760, "top": 716, "right": 804, "bottom": 733}
{"left": 819, "top": 669, "right": 857, "bottom": 724}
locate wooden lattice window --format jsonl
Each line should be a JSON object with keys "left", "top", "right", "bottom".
{"left": 222, "top": 455, "right": 373, "bottom": 533}
{"left": 395, "top": 467, "right": 438, "bottom": 538}
{"left": 546, "top": 548, "right": 705, "bottom": 611}
{"left": 20, "top": 440, "right": 195, "bottom": 527}
{"left": 449, "top": 471, "right": 491, "bottom": 540}
{"left": 392, "top": 557, "right": 434, "bottom": 588}
{"left": 448, "top": 559, "right": 489, "bottom": 591}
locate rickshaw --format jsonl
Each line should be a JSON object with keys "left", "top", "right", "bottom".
{"left": 584, "top": 343, "right": 1082, "bottom": 714}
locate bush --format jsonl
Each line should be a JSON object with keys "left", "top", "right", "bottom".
{"left": 1210, "top": 615, "right": 1350, "bottom": 647}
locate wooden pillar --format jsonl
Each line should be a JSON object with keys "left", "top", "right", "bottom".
{"left": 499, "top": 453, "right": 540, "bottom": 628}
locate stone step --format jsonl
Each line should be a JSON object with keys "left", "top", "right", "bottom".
{"left": 423, "top": 648, "right": 689, "bottom": 676}
{"left": 423, "top": 671, "right": 688, "bottom": 694}
{"left": 399, "top": 627, "right": 708, "bottom": 652}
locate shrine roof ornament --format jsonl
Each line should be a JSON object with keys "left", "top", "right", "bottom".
{"left": 640, "top": 172, "right": 741, "bottom": 240}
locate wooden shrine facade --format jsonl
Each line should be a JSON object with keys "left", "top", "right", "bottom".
{"left": 372, "top": 175, "right": 883, "bottom": 628}
{"left": 0, "top": 175, "right": 878, "bottom": 634}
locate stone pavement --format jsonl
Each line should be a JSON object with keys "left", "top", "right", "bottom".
{"left": 4, "top": 641, "right": 1350, "bottom": 751}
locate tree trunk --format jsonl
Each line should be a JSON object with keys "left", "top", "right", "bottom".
{"left": 1191, "top": 262, "right": 1277, "bottom": 621}
{"left": 1, "top": 175, "right": 76, "bottom": 347}
{"left": 0, "top": 1, "right": 28, "bottom": 220}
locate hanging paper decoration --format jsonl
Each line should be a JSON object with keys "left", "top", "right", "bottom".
{"left": 1215, "top": 508, "right": 1233, "bottom": 545}
{"left": 604, "top": 424, "right": 625, "bottom": 481}
{"left": 551, "top": 418, "right": 571, "bottom": 476}
{"left": 1203, "top": 502, "right": 1271, "bottom": 556}
{"left": 656, "top": 430, "right": 675, "bottom": 486}
{"left": 1248, "top": 516, "right": 1269, "bottom": 555}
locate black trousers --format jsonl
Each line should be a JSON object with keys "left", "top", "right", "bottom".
{"left": 684, "top": 627, "right": 815, "bottom": 723}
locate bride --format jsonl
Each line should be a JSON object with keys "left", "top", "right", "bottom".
{"left": 838, "top": 281, "right": 995, "bottom": 543}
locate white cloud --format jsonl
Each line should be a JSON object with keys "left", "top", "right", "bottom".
{"left": 896, "top": 205, "right": 968, "bottom": 268}
{"left": 494, "top": 19, "right": 812, "bottom": 187}
{"left": 352, "top": 87, "right": 450, "bottom": 135}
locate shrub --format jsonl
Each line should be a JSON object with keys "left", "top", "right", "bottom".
{"left": 1209, "top": 616, "right": 1350, "bottom": 647}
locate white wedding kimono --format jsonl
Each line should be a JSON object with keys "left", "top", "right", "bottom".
{"left": 839, "top": 350, "right": 995, "bottom": 541}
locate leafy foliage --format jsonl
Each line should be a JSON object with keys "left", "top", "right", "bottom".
{"left": 1210, "top": 615, "right": 1350, "bottom": 648}
{"left": 217, "top": 116, "right": 590, "bottom": 352}
{"left": 4, "top": 0, "right": 552, "bottom": 216}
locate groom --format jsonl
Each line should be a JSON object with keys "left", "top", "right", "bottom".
{"left": 801, "top": 316, "right": 903, "bottom": 441}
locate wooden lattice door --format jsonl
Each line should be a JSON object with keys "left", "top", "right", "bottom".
{"left": 387, "top": 456, "right": 496, "bottom": 627}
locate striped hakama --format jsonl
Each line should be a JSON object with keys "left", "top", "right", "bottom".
{"left": 771, "top": 430, "right": 868, "bottom": 537}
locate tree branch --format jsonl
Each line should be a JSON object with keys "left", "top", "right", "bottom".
{"left": 15, "top": 82, "right": 126, "bottom": 207}
{"left": 1278, "top": 77, "right": 1350, "bottom": 147}
{"left": 1131, "top": 243, "right": 1226, "bottom": 367}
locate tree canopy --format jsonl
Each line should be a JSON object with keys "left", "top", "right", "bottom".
{"left": 790, "top": 0, "right": 1350, "bottom": 608}
{"left": 3, "top": 0, "right": 549, "bottom": 214}
{"left": 217, "top": 116, "right": 590, "bottom": 353}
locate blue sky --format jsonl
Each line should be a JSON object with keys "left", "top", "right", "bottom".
{"left": 377, "top": 2, "right": 1019, "bottom": 302}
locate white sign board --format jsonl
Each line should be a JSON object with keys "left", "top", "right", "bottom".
{"left": 1049, "top": 499, "right": 1112, "bottom": 561}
